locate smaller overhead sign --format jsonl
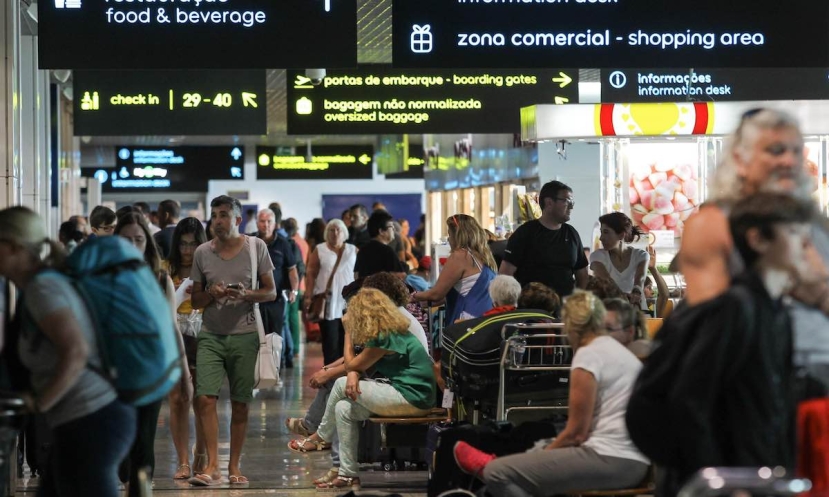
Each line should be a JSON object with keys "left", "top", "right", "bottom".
{"left": 73, "top": 70, "right": 266, "bottom": 136}
{"left": 601, "top": 68, "right": 829, "bottom": 103}
{"left": 256, "top": 145, "right": 374, "bottom": 180}
{"left": 287, "top": 66, "right": 578, "bottom": 134}
{"left": 82, "top": 146, "right": 245, "bottom": 193}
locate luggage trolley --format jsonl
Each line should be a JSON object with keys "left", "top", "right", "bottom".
{"left": 497, "top": 322, "right": 570, "bottom": 422}
{"left": 678, "top": 467, "right": 811, "bottom": 497}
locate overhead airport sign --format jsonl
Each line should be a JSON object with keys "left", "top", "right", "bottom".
{"left": 82, "top": 146, "right": 245, "bottom": 192}
{"left": 73, "top": 70, "right": 266, "bottom": 136}
{"left": 287, "top": 66, "right": 578, "bottom": 134}
{"left": 392, "top": 0, "right": 829, "bottom": 68}
{"left": 601, "top": 68, "right": 829, "bottom": 103}
{"left": 39, "top": 0, "right": 357, "bottom": 69}
{"left": 256, "top": 145, "right": 373, "bottom": 180}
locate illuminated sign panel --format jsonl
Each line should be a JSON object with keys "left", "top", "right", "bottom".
{"left": 39, "top": 0, "right": 357, "bottom": 69}
{"left": 287, "top": 66, "right": 578, "bottom": 134}
{"left": 392, "top": 0, "right": 829, "bottom": 68}
{"left": 81, "top": 146, "right": 244, "bottom": 192}
{"left": 73, "top": 70, "right": 266, "bottom": 135}
{"left": 256, "top": 145, "right": 373, "bottom": 180}
{"left": 601, "top": 68, "right": 829, "bottom": 103}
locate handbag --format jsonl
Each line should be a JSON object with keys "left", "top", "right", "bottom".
{"left": 307, "top": 245, "right": 345, "bottom": 323}
{"left": 249, "top": 236, "right": 282, "bottom": 390}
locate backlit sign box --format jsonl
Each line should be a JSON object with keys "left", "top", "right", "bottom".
{"left": 287, "top": 66, "right": 578, "bottom": 134}
{"left": 39, "top": 0, "right": 357, "bottom": 69}
{"left": 392, "top": 0, "right": 829, "bottom": 68}
{"left": 82, "top": 146, "right": 245, "bottom": 192}
{"left": 256, "top": 145, "right": 374, "bottom": 180}
{"left": 601, "top": 68, "right": 829, "bottom": 103}
{"left": 73, "top": 70, "right": 266, "bottom": 135}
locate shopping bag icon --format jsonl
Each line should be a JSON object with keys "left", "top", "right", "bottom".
{"left": 411, "top": 25, "right": 433, "bottom": 54}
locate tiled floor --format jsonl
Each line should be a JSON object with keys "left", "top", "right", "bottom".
{"left": 16, "top": 341, "right": 428, "bottom": 496}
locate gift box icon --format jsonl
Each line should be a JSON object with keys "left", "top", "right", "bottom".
{"left": 411, "top": 25, "right": 433, "bottom": 54}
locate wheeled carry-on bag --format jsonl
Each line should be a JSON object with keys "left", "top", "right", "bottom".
{"left": 440, "top": 310, "right": 555, "bottom": 403}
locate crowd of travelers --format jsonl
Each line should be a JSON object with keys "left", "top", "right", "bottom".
{"left": 1, "top": 107, "right": 827, "bottom": 495}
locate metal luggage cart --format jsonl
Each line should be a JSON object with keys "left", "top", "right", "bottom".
{"left": 497, "top": 323, "right": 570, "bottom": 422}
{"left": 678, "top": 467, "right": 810, "bottom": 497}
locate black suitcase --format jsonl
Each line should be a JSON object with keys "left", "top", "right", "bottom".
{"left": 440, "top": 310, "right": 557, "bottom": 403}
{"left": 358, "top": 421, "right": 429, "bottom": 471}
{"left": 426, "top": 420, "right": 559, "bottom": 497}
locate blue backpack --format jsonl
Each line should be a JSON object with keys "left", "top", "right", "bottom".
{"left": 63, "top": 236, "right": 181, "bottom": 406}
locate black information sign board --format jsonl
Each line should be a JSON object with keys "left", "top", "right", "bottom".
{"left": 81, "top": 146, "right": 244, "bottom": 192}
{"left": 287, "top": 66, "right": 578, "bottom": 134}
{"left": 601, "top": 68, "right": 829, "bottom": 103}
{"left": 392, "top": 0, "right": 829, "bottom": 68}
{"left": 73, "top": 70, "right": 266, "bottom": 136}
{"left": 39, "top": 0, "right": 357, "bottom": 69}
{"left": 256, "top": 145, "right": 373, "bottom": 180}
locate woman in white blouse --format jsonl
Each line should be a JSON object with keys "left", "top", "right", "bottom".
{"left": 304, "top": 219, "right": 357, "bottom": 366}
{"left": 589, "top": 212, "right": 649, "bottom": 308}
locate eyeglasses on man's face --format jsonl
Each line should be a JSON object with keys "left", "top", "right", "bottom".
{"left": 555, "top": 198, "right": 575, "bottom": 209}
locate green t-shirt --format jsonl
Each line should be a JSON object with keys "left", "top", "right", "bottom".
{"left": 365, "top": 331, "right": 436, "bottom": 410}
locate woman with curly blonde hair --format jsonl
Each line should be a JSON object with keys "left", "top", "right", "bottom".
{"left": 452, "top": 291, "right": 648, "bottom": 496}
{"left": 414, "top": 214, "right": 497, "bottom": 324}
{"left": 289, "top": 288, "right": 436, "bottom": 491}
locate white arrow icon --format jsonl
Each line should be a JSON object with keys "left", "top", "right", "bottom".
{"left": 231, "top": 147, "right": 242, "bottom": 161}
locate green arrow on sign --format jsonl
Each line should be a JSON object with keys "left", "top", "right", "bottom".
{"left": 555, "top": 96, "right": 570, "bottom": 105}
{"left": 242, "top": 92, "right": 258, "bottom": 108}
{"left": 552, "top": 72, "right": 573, "bottom": 88}
{"left": 359, "top": 154, "right": 371, "bottom": 165}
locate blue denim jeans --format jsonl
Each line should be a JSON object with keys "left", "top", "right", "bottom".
{"left": 316, "top": 377, "right": 430, "bottom": 477}
{"left": 39, "top": 400, "right": 136, "bottom": 497}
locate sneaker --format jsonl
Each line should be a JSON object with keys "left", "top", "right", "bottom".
{"left": 453, "top": 441, "right": 496, "bottom": 476}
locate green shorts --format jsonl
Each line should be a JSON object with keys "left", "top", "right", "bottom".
{"left": 195, "top": 331, "right": 259, "bottom": 403}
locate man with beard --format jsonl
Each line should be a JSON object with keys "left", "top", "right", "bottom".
{"left": 680, "top": 108, "right": 829, "bottom": 388}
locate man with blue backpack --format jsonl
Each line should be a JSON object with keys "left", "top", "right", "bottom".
{"left": 189, "top": 196, "right": 276, "bottom": 486}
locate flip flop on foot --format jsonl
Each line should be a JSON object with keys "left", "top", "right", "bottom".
{"left": 188, "top": 473, "right": 222, "bottom": 487}
{"left": 229, "top": 475, "right": 249, "bottom": 485}
{"left": 288, "top": 437, "right": 331, "bottom": 453}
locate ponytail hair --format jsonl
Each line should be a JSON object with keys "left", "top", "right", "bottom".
{"left": 598, "top": 212, "right": 643, "bottom": 243}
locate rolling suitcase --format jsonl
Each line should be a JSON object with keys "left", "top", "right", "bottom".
{"left": 441, "top": 310, "right": 555, "bottom": 403}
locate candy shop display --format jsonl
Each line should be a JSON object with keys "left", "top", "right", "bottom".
{"left": 628, "top": 143, "right": 700, "bottom": 237}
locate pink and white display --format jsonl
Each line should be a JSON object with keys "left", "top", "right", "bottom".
{"left": 628, "top": 143, "right": 700, "bottom": 236}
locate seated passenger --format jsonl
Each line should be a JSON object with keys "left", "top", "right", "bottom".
{"left": 453, "top": 291, "right": 649, "bottom": 497}
{"left": 585, "top": 275, "right": 625, "bottom": 300}
{"left": 289, "top": 288, "right": 436, "bottom": 491}
{"left": 405, "top": 255, "right": 433, "bottom": 292}
{"left": 518, "top": 282, "right": 561, "bottom": 318}
{"left": 483, "top": 275, "right": 522, "bottom": 316}
{"left": 602, "top": 298, "right": 651, "bottom": 359}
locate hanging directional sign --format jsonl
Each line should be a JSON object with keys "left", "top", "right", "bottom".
{"left": 601, "top": 68, "right": 829, "bottom": 103}
{"left": 39, "top": 0, "right": 358, "bottom": 69}
{"left": 81, "top": 146, "right": 245, "bottom": 192}
{"left": 256, "top": 145, "right": 374, "bottom": 180}
{"left": 392, "top": 0, "right": 829, "bottom": 68}
{"left": 73, "top": 70, "right": 266, "bottom": 136}
{"left": 287, "top": 65, "right": 578, "bottom": 134}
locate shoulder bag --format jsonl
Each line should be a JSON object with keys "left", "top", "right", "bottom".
{"left": 307, "top": 245, "right": 345, "bottom": 323}
{"left": 250, "top": 236, "right": 282, "bottom": 390}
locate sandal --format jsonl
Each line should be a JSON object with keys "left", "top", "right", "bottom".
{"left": 188, "top": 473, "right": 222, "bottom": 487}
{"left": 173, "top": 464, "right": 191, "bottom": 480}
{"left": 316, "top": 475, "right": 360, "bottom": 491}
{"left": 229, "top": 475, "right": 249, "bottom": 485}
{"left": 312, "top": 467, "right": 340, "bottom": 485}
{"left": 285, "top": 417, "right": 312, "bottom": 437}
{"left": 288, "top": 437, "right": 331, "bottom": 453}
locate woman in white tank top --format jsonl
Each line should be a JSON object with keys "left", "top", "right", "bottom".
{"left": 589, "top": 212, "right": 649, "bottom": 309}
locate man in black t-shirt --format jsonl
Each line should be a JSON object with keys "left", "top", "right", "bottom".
{"left": 500, "top": 180, "right": 588, "bottom": 297}
{"left": 354, "top": 210, "right": 406, "bottom": 279}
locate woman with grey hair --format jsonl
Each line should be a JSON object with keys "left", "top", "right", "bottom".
{"left": 304, "top": 219, "right": 357, "bottom": 365}
{"left": 488, "top": 274, "right": 522, "bottom": 310}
